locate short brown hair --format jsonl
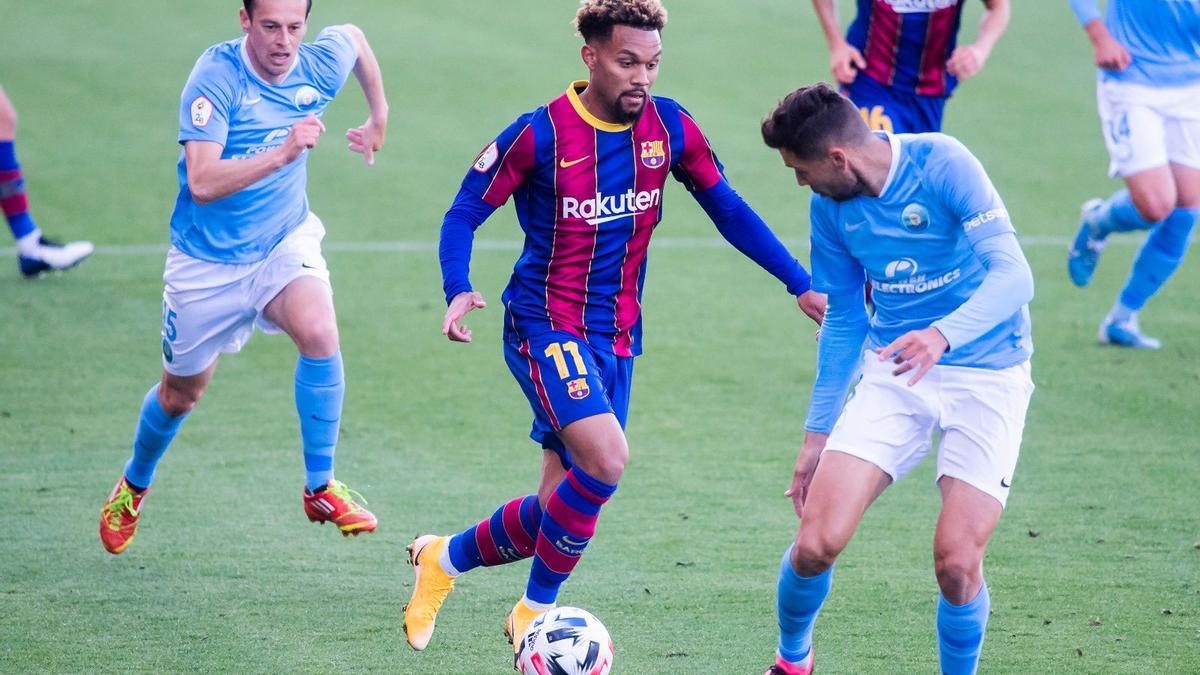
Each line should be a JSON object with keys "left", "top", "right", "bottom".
{"left": 243, "top": 0, "right": 312, "bottom": 18}
{"left": 761, "top": 83, "right": 871, "bottom": 160}
{"left": 574, "top": 0, "right": 667, "bottom": 43}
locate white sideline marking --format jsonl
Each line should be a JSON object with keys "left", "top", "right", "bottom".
{"left": 1, "top": 234, "right": 1139, "bottom": 258}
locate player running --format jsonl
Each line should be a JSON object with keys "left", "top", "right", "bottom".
{"left": 404, "top": 0, "right": 825, "bottom": 655}
{"left": 99, "top": 0, "right": 388, "bottom": 554}
{"left": 811, "top": 0, "right": 1010, "bottom": 133}
{"left": 760, "top": 84, "right": 1034, "bottom": 675}
{"left": 1, "top": 83, "right": 93, "bottom": 277}
{"left": 1066, "top": 0, "right": 1200, "bottom": 349}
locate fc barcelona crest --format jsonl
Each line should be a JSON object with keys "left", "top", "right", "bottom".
{"left": 566, "top": 378, "right": 591, "bottom": 400}
{"left": 640, "top": 140, "right": 665, "bottom": 169}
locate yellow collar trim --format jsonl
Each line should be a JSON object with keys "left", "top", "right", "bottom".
{"left": 566, "top": 80, "right": 633, "bottom": 132}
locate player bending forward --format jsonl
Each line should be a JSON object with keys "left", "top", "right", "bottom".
{"left": 761, "top": 84, "right": 1034, "bottom": 675}
{"left": 100, "top": 0, "right": 387, "bottom": 554}
{"left": 403, "top": 0, "right": 825, "bottom": 657}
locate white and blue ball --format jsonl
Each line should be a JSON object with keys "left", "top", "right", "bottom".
{"left": 516, "top": 607, "right": 614, "bottom": 675}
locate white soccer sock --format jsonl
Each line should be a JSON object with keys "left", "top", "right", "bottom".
{"left": 15, "top": 228, "right": 41, "bottom": 256}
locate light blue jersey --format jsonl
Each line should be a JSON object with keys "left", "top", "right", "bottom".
{"left": 170, "top": 27, "right": 357, "bottom": 263}
{"left": 810, "top": 133, "right": 1032, "bottom": 370}
{"left": 1069, "top": 0, "right": 1200, "bottom": 87}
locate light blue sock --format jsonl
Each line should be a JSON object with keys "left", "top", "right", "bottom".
{"left": 1092, "top": 189, "right": 1159, "bottom": 236}
{"left": 777, "top": 545, "right": 833, "bottom": 664}
{"left": 295, "top": 351, "right": 344, "bottom": 492}
{"left": 937, "top": 582, "right": 990, "bottom": 675}
{"left": 1117, "top": 207, "right": 1199, "bottom": 311}
{"left": 123, "top": 384, "right": 187, "bottom": 491}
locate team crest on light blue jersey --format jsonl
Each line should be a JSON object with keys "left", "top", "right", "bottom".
{"left": 294, "top": 85, "right": 322, "bottom": 110}
{"left": 901, "top": 203, "right": 930, "bottom": 232}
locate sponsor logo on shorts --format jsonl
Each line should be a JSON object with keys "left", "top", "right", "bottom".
{"left": 1000, "top": 476, "right": 1012, "bottom": 488}
{"left": 640, "top": 140, "right": 666, "bottom": 169}
{"left": 963, "top": 207, "right": 1009, "bottom": 233}
{"left": 566, "top": 378, "right": 591, "bottom": 400}
{"left": 901, "top": 203, "right": 930, "bottom": 232}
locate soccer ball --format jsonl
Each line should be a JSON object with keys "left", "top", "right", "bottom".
{"left": 515, "top": 606, "right": 614, "bottom": 675}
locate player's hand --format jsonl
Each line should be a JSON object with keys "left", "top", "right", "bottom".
{"left": 347, "top": 115, "right": 386, "bottom": 166}
{"left": 946, "top": 44, "right": 987, "bottom": 81}
{"left": 786, "top": 432, "right": 828, "bottom": 519}
{"left": 282, "top": 114, "right": 326, "bottom": 163}
{"left": 876, "top": 326, "right": 949, "bottom": 386}
{"left": 797, "top": 290, "right": 827, "bottom": 326}
{"left": 442, "top": 290, "right": 487, "bottom": 343}
{"left": 1092, "top": 31, "right": 1132, "bottom": 71}
{"left": 829, "top": 40, "right": 865, "bottom": 85}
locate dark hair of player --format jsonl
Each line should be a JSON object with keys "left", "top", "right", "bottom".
{"left": 761, "top": 83, "right": 872, "bottom": 160}
{"left": 574, "top": 0, "right": 667, "bottom": 43}
{"left": 243, "top": 0, "right": 313, "bottom": 18}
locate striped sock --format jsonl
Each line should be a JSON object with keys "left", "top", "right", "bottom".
{"left": 295, "top": 351, "right": 344, "bottom": 492}
{"left": 0, "top": 140, "right": 37, "bottom": 242}
{"left": 444, "top": 494, "right": 542, "bottom": 575}
{"left": 525, "top": 467, "right": 616, "bottom": 606}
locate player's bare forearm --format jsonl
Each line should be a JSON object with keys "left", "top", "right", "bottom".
{"left": 972, "top": 0, "right": 1010, "bottom": 60}
{"left": 343, "top": 24, "right": 389, "bottom": 123}
{"left": 810, "top": 0, "right": 845, "bottom": 48}
{"left": 184, "top": 141, "right": 287, "bottom": 205}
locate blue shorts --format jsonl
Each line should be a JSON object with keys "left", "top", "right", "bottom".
{"left": 843, "top": 76, "right": 947, "bottom": 134}
{"left": 503, "top": 331, "right": 634, "bottom": 468}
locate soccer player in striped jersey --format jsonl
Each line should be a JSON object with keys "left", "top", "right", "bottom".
{"left": 811, "top": 0, "right": 1011, "bottom": 133}
{"left": 403, "top": 0, "right": 825, "bottom": 655}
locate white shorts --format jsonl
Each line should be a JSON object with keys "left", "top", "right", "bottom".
{"left": 825, "top": 351, "right": 1034, "bottom": 507}
{"left": 1096, "top": 76, "right": 1200, "bottom": 177}
{"left": 160, "top": 213, "right": 330, "bottom": 376}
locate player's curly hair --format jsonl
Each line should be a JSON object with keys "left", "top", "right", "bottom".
{"left": 574, "top": 0, "right": 668, "bottom": 43}
{"left": 761, "top": 83, "right": 870, "bottom": 159}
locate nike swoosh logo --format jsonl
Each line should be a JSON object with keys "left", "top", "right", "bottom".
{"left": 845, "top": 220, "right": 866, "bottom": 232}
{"left": 243, "top": 95, "right": 262, "bottom": 105}
{"left": 301, "top": 262, "right": 319, "bottom": 269}
{"left": 1000, "top": 477, "right": 1011, "bottom": 488}
{"left": 559, "top": 156, "right": 588, "bottom": 169}
{"left": 310, "top": 414, "right": 339, "bottom": 423}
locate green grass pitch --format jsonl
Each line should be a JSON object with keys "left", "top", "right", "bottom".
{"left": 1, "top": 1, "right": 1197, "bottom": 672}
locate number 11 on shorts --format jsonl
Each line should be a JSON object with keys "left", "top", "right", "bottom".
{"left": 544, "top": 341, "right": 588, "bottom": 380}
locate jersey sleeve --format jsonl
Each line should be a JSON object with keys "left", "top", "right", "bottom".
{"left": 926, "top": 135, "right": 1015, "bottom": 245}
{"left": 670, "top": 107, "right": 726, "bottom": 193}
{"left": 306, "top": 26, "right": 359, "bottom": 96}
{"left": 459, "top": 114, "right": 537, "bottom": 208}
{"left": 809, "top": 198, "right": 866, "bottom": 294}
{"left": 1067, "top": 0, "right": 1103, "bottom": 25}
{"left": 177, "top": 53, "right": 237, "bottom": 147}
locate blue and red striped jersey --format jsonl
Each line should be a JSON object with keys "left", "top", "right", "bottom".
{"left": 846, "top": 0, "right": 968, "bottom": 97}
{"left": 460, "top": 81, "right": 725, "bottom": 358}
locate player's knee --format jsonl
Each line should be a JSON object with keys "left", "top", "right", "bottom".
{"left": 934, "top": 549, "right": 983, "bottom": 599}
{"left": 589, "top": 441, "right": 628, "bottom": 484}
{"left": 1131, "top": 192, "right": 1174, "bottom": 224}
{"left": 792, "top": 530, "right": 843, "bottom": 575}
{"left": 293, "top": 322, "right": 340, "bottom": 358}
{"left": 160, "top": 381, "right": 205, "bottom": 416}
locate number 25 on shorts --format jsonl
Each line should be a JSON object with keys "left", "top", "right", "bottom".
{"left": 544, "top": 341, "right": 588, "bottom": 380}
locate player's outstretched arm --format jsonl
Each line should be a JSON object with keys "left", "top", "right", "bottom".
{"left": 336, "top": 24, "right": 388, "bottom": 165}
{"left": 439, "top": 186, "right": 498, "bottom": 342}
{"left": 691, "top": 179, "right": 823, "bottom": 324}
{"left": 184, "top": 115, "right": 324, "bottom": 205}
{"left": 947, "top": 0, "right": 1010, "bottom": 81}
{"left": 811, "top": 0, "right": 864, "bottom": 84}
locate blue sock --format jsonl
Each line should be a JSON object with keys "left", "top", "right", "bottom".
{"left": 1117, "top": 207, "right": 1199, "bottom": 311}
{"left": 295, "top": 351, "right": 344, "bottom": 492}
{"left": 123, "top": 384, "right": 187, "bottom": 491}
{"left": 1092, "top": 189, "right": 1159, "bottom": 236}
{"left": 937, "top": 583, "right": 990, "bottom": 675}
{"left": 0, "top": 140, "right": 37, "bottom": 241}
{"left": 776, "top": 545, "right": 833, "bottom": 664}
